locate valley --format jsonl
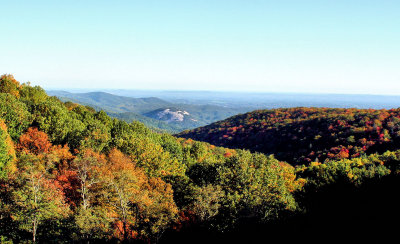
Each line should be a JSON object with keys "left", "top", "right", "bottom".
{"left": 48, "top": 89, "right": 400, "bottom": 134}
{"left": 1, "top": 75, "right": 400, "bottom": 243}
{"left": 48, "top": 90, "right": 250, "bottom": 133}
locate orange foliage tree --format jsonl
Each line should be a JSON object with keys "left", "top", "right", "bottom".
{"left": 12, "top": 152, "right": 70, "bottom": 242}
{"left": 97, "top": 149, "right": 178, "bottom": 242}
{"left": 18, "top": 127, "right": 52, "bottom": 155}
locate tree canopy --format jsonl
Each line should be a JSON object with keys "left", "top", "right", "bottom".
{"left": 1, "top": 75, "right": 399, "bottom": 243}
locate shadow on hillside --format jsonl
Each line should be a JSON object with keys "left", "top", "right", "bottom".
{"left": 160, "top": 175, "right": 400, "bottom": 244}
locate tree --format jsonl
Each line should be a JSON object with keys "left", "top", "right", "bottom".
{"left": 190, "top": 184, "right": 224, "bottom": 222}
{"left": 97, "top": 149, "right": 178, "bottom": 242}
{"left": 19, "top": 84, "right": 48, "bottom": 113}
{"left": 216, "top": 151, "right": 298, "bottom": 229}
{"left": 0, "top": 119, "right": 16, "bottom": 179}
{"left": 97, "top": 149, "right": 148, "bottom": 241}
{"left": 0, "top": 122, "right": 17, "bottom": 240}
{"left": 31, "top": 97, "right": 86, "bottom": 147}
{"left": 18, "top": 127, "right": 52, "bottom": 155}
{"left": 73, "top": 206, "right": 110, "bottom": 241}
{"left": 136, "top": 176, "right": 178, "bottom": 242}
{"left": 72, "top": 150, "right": 103, "bottom": 210}
{"left": 0, "top": 93, "right": 32, "bottom": 140}
{"left": 12, "top": 153, "right": 70, "bottom": 242}
{"left": 12, "top": 128, "right": 74, "bottom": 242}
{"left": 0, "top": 74, "right": 21, "bottom": 98}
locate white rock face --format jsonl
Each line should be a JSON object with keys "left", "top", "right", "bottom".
{"left": 157, "top": 109, "right": 190, "bottom": 122}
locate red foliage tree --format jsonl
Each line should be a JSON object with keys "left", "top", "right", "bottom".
{"left": 18, "top": 127, "right": 52, "bottom": 154}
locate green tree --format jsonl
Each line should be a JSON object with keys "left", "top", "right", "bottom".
{"left": 32, "top": 97, "right": 85, "bottom": 147}
{"left": 216, "top": 151, "right": 298, "bottom": 229}
{"left": 190, "top": 184, "right": 224, "bottom": 222}
{"left": 0, "top": 74, "right": 21, "bottom": 98}
{"left": 19, "top": 84, "right": 48, "bottom": 112}
{"left": 0, "top": 94, "right": 31, "bottom": 140}
{"left": 74, "top": 207, "right": 110, "bottom": 241}
{"left": 12, "top": 153, "right": 70, "bottom": 242}
{"left": 0, "top": 120, "right": 16, "bottom": 179}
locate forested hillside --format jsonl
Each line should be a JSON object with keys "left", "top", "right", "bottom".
{"left": 1, "top": 74, "right": 400, "bottom": 243}
{"left": 0, "top": 74, "right": 304, "bottom": 243}
{"left": 178, "top": 107, "right": 400, "bottom": 165}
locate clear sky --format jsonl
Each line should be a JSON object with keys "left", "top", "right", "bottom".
{"left": 1, "top": 0, "right": 399, "bottom": 94}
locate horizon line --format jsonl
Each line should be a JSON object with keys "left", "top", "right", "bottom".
{"left": 44, "top": 87, "right": 400, "bottom": 97}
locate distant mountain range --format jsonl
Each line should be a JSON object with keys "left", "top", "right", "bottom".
{"left": 47, "top": 91, "right": 170, "bottom": 113}
{"left": 48, "top": 90, "right": 400, "bottom": 133}
{"left": 47, "top": 90, "right": 248, "bottom": 132}
{"left": 83, "top": 90, "right": 400, "bottom": 110}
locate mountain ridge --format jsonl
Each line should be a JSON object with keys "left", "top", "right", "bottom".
{"left": 48, "top": 90, "right": 247, "bottom": 132}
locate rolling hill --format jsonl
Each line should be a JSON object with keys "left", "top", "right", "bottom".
{"left": 178, "top": 107, "right": 400, "bottom": 165}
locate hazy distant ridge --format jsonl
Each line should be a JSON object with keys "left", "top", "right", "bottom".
{"left": 47, "top": 90, "right": 247, "bottom": 132}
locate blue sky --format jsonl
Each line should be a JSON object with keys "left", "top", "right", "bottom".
{"left": 1, "top": 0, "right": 399, "bottom": 94}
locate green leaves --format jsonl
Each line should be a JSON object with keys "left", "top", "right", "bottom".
{"left": 0, "top": 94, "right": 32, "bottom": 141}
{"left": 74, "top": 207, "right": 111, "bottom": 240}
{"left": 218, "top": 151, "right": 298, "bottom": 223}
{"left": 0, "top": 74, "right": 21, "bottom": 98}
{"left": 190, "top": 184, "right": 224, "bottom": 222}
{"left": 297, "top": 152, "right": 395, "bottom": 192}
{"left": 0, "top": 120, "right": 15, "bottom": 179}
{"left": 12, "top": 153, "right": 70, "bottom": 242}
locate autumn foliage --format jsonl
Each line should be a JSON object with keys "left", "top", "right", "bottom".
{"left": 1, "top": 75, "right": 400, "bottom": 243}
{"left": 179, "top": 107, "right": 400, "bottom": 165}
{"left": 0, "top": 74, "right": 21, "bottom": 98}
{"left": 18, "top": 127, "right": 52, "bottom": 154}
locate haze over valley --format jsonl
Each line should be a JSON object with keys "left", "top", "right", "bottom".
{"left": 48, "top": 89, "right": 400, "bottom": 133}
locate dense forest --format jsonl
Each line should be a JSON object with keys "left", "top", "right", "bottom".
{"left": 1, "top": 74, "right": 400, "bottom": 243}
{"left": 178, "top": 107, "right": 400, "bottom": 165}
